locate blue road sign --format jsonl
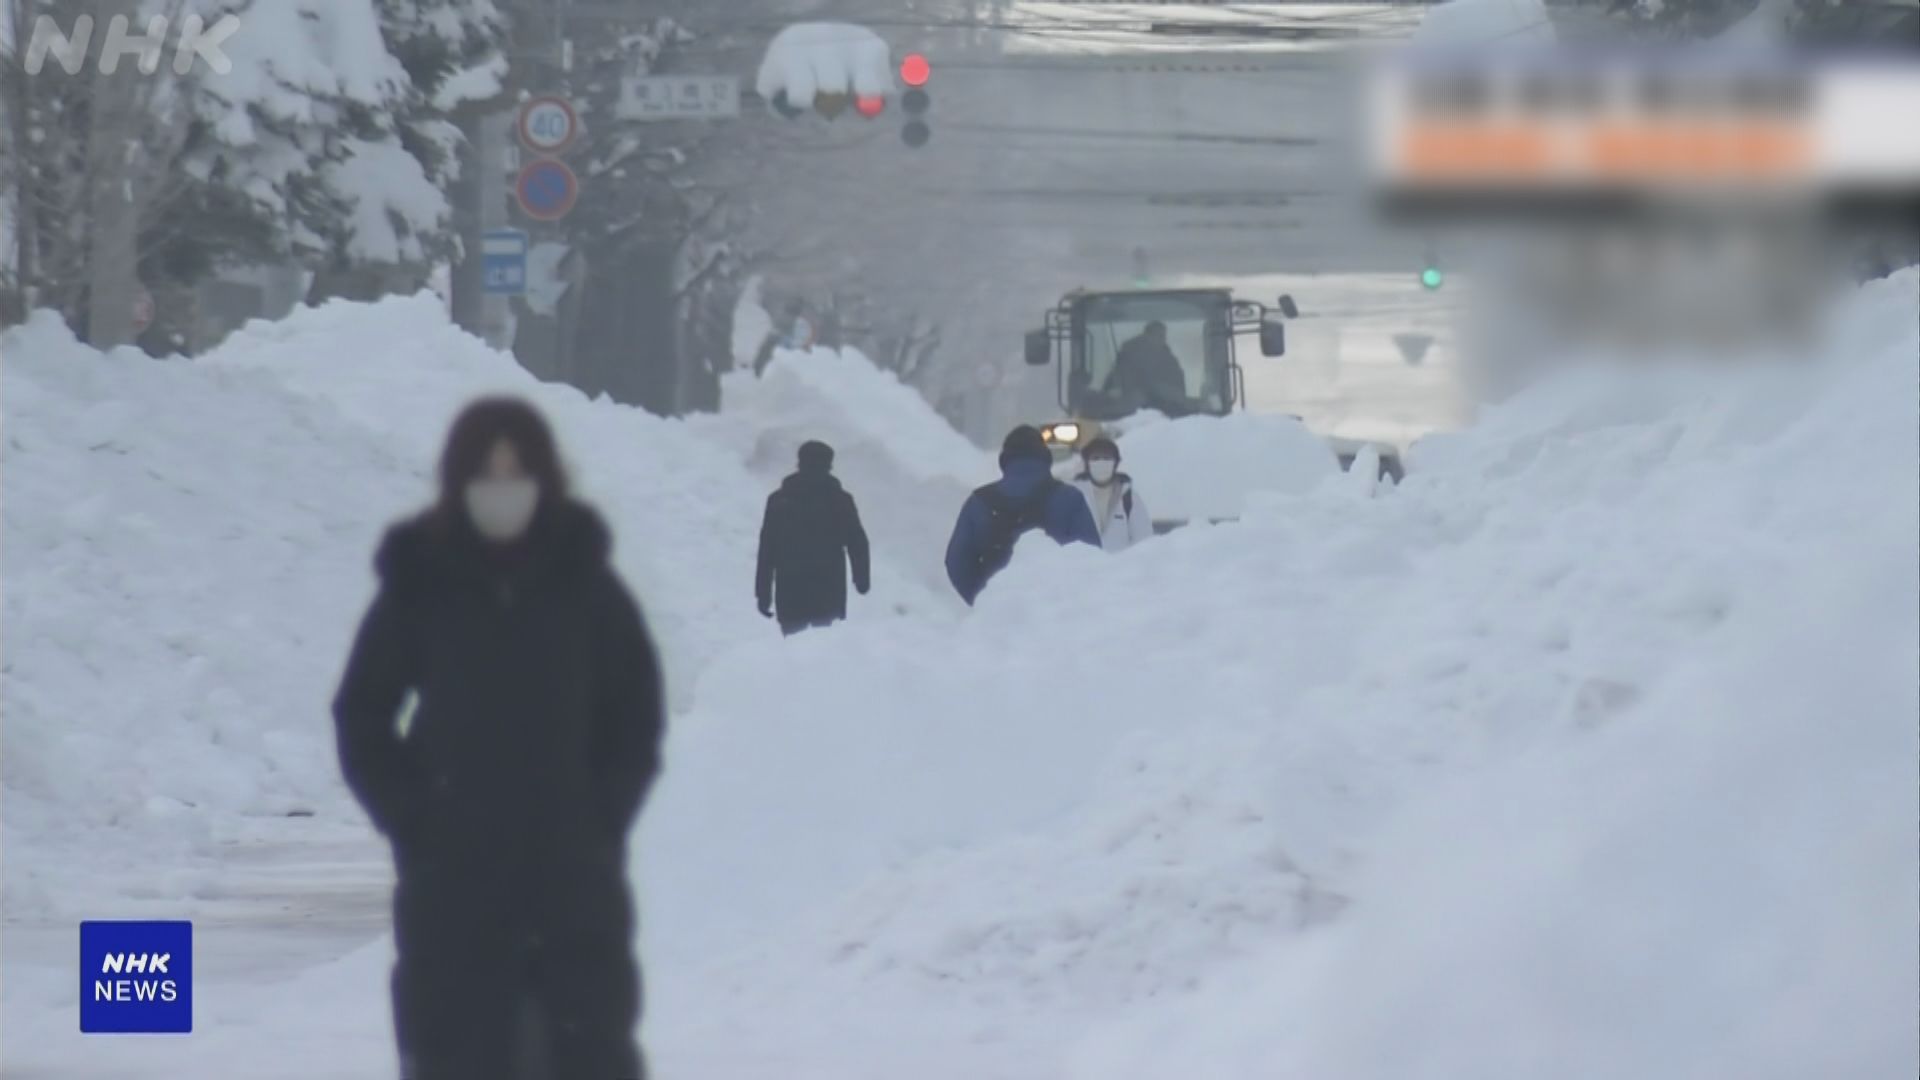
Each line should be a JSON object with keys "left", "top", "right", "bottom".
{"left": 515, "top": 160, "right": 579, "bottom": 223}
{"left": 482, "top": 229, "right": 529, "bottom": 296}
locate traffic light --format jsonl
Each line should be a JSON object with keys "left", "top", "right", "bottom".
{"left": 900, "top": 53, "right": 931, "bottom": 147}
{"left": 1420, "top": 240, "right": 1443, "bottom": 290}
{"left": 767, "top": 53, "right": 930, "bottom": 145}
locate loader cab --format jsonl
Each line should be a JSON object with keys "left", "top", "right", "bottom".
{"left": 1025, "top": 287, "right": 1293, "bottom": 451}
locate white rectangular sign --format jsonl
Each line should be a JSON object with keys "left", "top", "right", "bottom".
{"left": 617, "top": 75, "right": 740, "bottom": 122}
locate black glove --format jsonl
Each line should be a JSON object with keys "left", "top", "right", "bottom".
{"left": 757, "top": 599, "right": 774, "bottom": 618}
{"left": 855, "top": 581, "right": 871, "bottom": 597}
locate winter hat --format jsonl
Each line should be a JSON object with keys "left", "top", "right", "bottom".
{"left": 1080, "top": 436, "right": 1120, "bottom": 462}
{"left": 1000, "top": 425, "right": 1051, "bottom": 468}
{"left": 797, "top": 440, "right": 835, "bottom": 473}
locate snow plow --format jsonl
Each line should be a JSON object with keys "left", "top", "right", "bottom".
{"left": 1021, "top": 286, "right": 1405, "bottom": 529}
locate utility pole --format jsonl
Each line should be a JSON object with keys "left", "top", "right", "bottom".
{"left": 448, "top": 102, "right": 492, "bottom": 337}
{"left": 84, "top": 0, "right": 141, "bottom": 348}
{"left": 451, "top": 2, "right": 573, "bottom": 342}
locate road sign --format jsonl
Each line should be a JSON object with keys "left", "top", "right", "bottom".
{"left": 1394, "top": 332, "right": 1435, "bottom": 366}
{"left": 617, "top": 75, "right": 740, "bottom": 122}
{"left": 515, "top": 160, "right": 579, "bottom": 222}
{"left": 482, "top": 229, "right": 529, "bottom": 295}
{"left": 130, "top": 286, "right": 155, "bottom": 334}
{"left": 517, "top": 96, "right": 578, "bottom": 155}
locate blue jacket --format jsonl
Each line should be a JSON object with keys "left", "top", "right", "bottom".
{"left": 945, "top": 459, "right": 1102, "bottom": 604}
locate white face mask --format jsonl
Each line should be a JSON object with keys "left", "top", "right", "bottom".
{"left": 1088, "top": 459, "right": 1118, "bottom": 485}
{"left": 464, "top": 478, "right": 540, "bottom": 542}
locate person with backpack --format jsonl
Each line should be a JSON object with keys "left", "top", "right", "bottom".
{"left": 1070, "top": 437, "right": 1153, "bottom": 552}
{"left": 757, "top": 440, "right": 871, "bottom": 636}
{"left": 945, "top": 425, "right": 1102, "bottom": 605}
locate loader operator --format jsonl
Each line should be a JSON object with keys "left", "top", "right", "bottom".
{"left": 1105, "top": 321, "right": 1193, "bottom": 417}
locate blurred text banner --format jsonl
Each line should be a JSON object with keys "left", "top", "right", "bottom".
{"left": 1365, "top": 50, "right": 1920, "bottom": 215}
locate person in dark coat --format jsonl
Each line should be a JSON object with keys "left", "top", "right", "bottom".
{"left": 945, "top": 425, "right": 1102, "bottom": 605}
{"left": 333, "top": 397, "right": 662, "bottom": 1080}
{"left": 1106, "top": 321, "right": 1191, "bottom": 414}
{"left": 756, "top": 440, "right": 871, "bottom": 635}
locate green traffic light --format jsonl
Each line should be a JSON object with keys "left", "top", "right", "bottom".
{"left": 1421, "top": 267, "right": 1444, "bottom": 290}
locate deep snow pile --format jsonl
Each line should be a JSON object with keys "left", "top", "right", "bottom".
{"left": 0, "top": 295, "right": 965, "bottom": 917}
{"left": 2, "top": 271, "right": 1914, "bottom": 1079}
{"left": 712, "top": 348, "right": 992, "bottom": 603}
{"left": 644, "top": 272, "right": 1919, "bottom": 1077}
{"left": 1103, "top": 411, "right": 1342, "bottom": 522}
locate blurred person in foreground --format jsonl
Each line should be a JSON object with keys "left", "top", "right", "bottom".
{"left": 945, "top": 425, "right": 1102, "bottom": 605}
{"left": 756, "top": 440, "right": 872, "bottom": 636}
{"left": 333, "top": 397, "right": 662, "bottom": 1080}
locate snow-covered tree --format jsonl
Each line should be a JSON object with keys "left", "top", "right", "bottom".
{"left": 304, "top": 0, "right": 505, "bottom": 299}
{"left": 0, "top": 0, "right": 502, "bottom": 341}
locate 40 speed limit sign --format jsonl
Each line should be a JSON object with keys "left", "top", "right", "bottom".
{"left": 517, "top": 96, "right": 578, "bottom": 156}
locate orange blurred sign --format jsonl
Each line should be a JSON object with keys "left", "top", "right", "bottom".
{"left": 1368, "top": 52, "right": 1920, "bottom": 197}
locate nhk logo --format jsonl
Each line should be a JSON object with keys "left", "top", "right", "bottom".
{"left": 80, "top": 921, "right": 193, "bottom": 1034}
{"left": 97, "top": 952, "right": 179, "bottom": 1000}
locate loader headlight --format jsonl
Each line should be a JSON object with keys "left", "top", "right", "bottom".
{"left": 1045, "top": 422, "right": 1081, "bottom": 445}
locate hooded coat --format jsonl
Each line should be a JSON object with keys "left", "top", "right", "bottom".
{"left": 1071, "top": 471, "right": 1154, "bottom": 552}
{"left": 944, "top": 450, "right": 1102, "bottom": 605}
{"left": 756, "top": 465, "right": 871, "bottom": 631}
{"left": 333, "top": 499, "right": 661, "bottom": 1080}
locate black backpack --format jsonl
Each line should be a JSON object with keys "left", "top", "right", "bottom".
{"left": 973, "top": 479, "right": 1061, "bottom": 582}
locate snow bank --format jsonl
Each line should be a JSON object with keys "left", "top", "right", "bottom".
{"left": 0, "top": 291, "right": 996, "bottom": 920}
{"left": 645, "top": 273, "right": 1918, "bottom": 1076}
{"left": 1106, "top": 412, "right": 1342, "bottom": 522}
{"left": 4, "top": 269, "right": 1914, "bottom": 1079}
{"left": 731, "top": 349, "right": 990, "bottom": 485}
{"left": 710, "top": 349, "right": 992, "bottom": 605}
{"left": 1077, "top": 539, "right": 1918, "bottom": 1080}
{"left": 0, "top": 297, "right": 756, "bottom": 914}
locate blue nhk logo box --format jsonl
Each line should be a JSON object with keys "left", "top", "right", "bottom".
{"left": 80, "top": 921, "right": 192, "bottom": 1034}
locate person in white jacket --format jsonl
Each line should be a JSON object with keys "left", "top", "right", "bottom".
{"left": 1070, "top": 437, "right": 1153, "bottom": 552}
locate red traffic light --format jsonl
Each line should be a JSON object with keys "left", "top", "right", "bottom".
{"left": 854, "top": 94, "right": 886, "bottom": 119}
{"left": 900, "top": 53, "right": 931, "bottom": 88}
